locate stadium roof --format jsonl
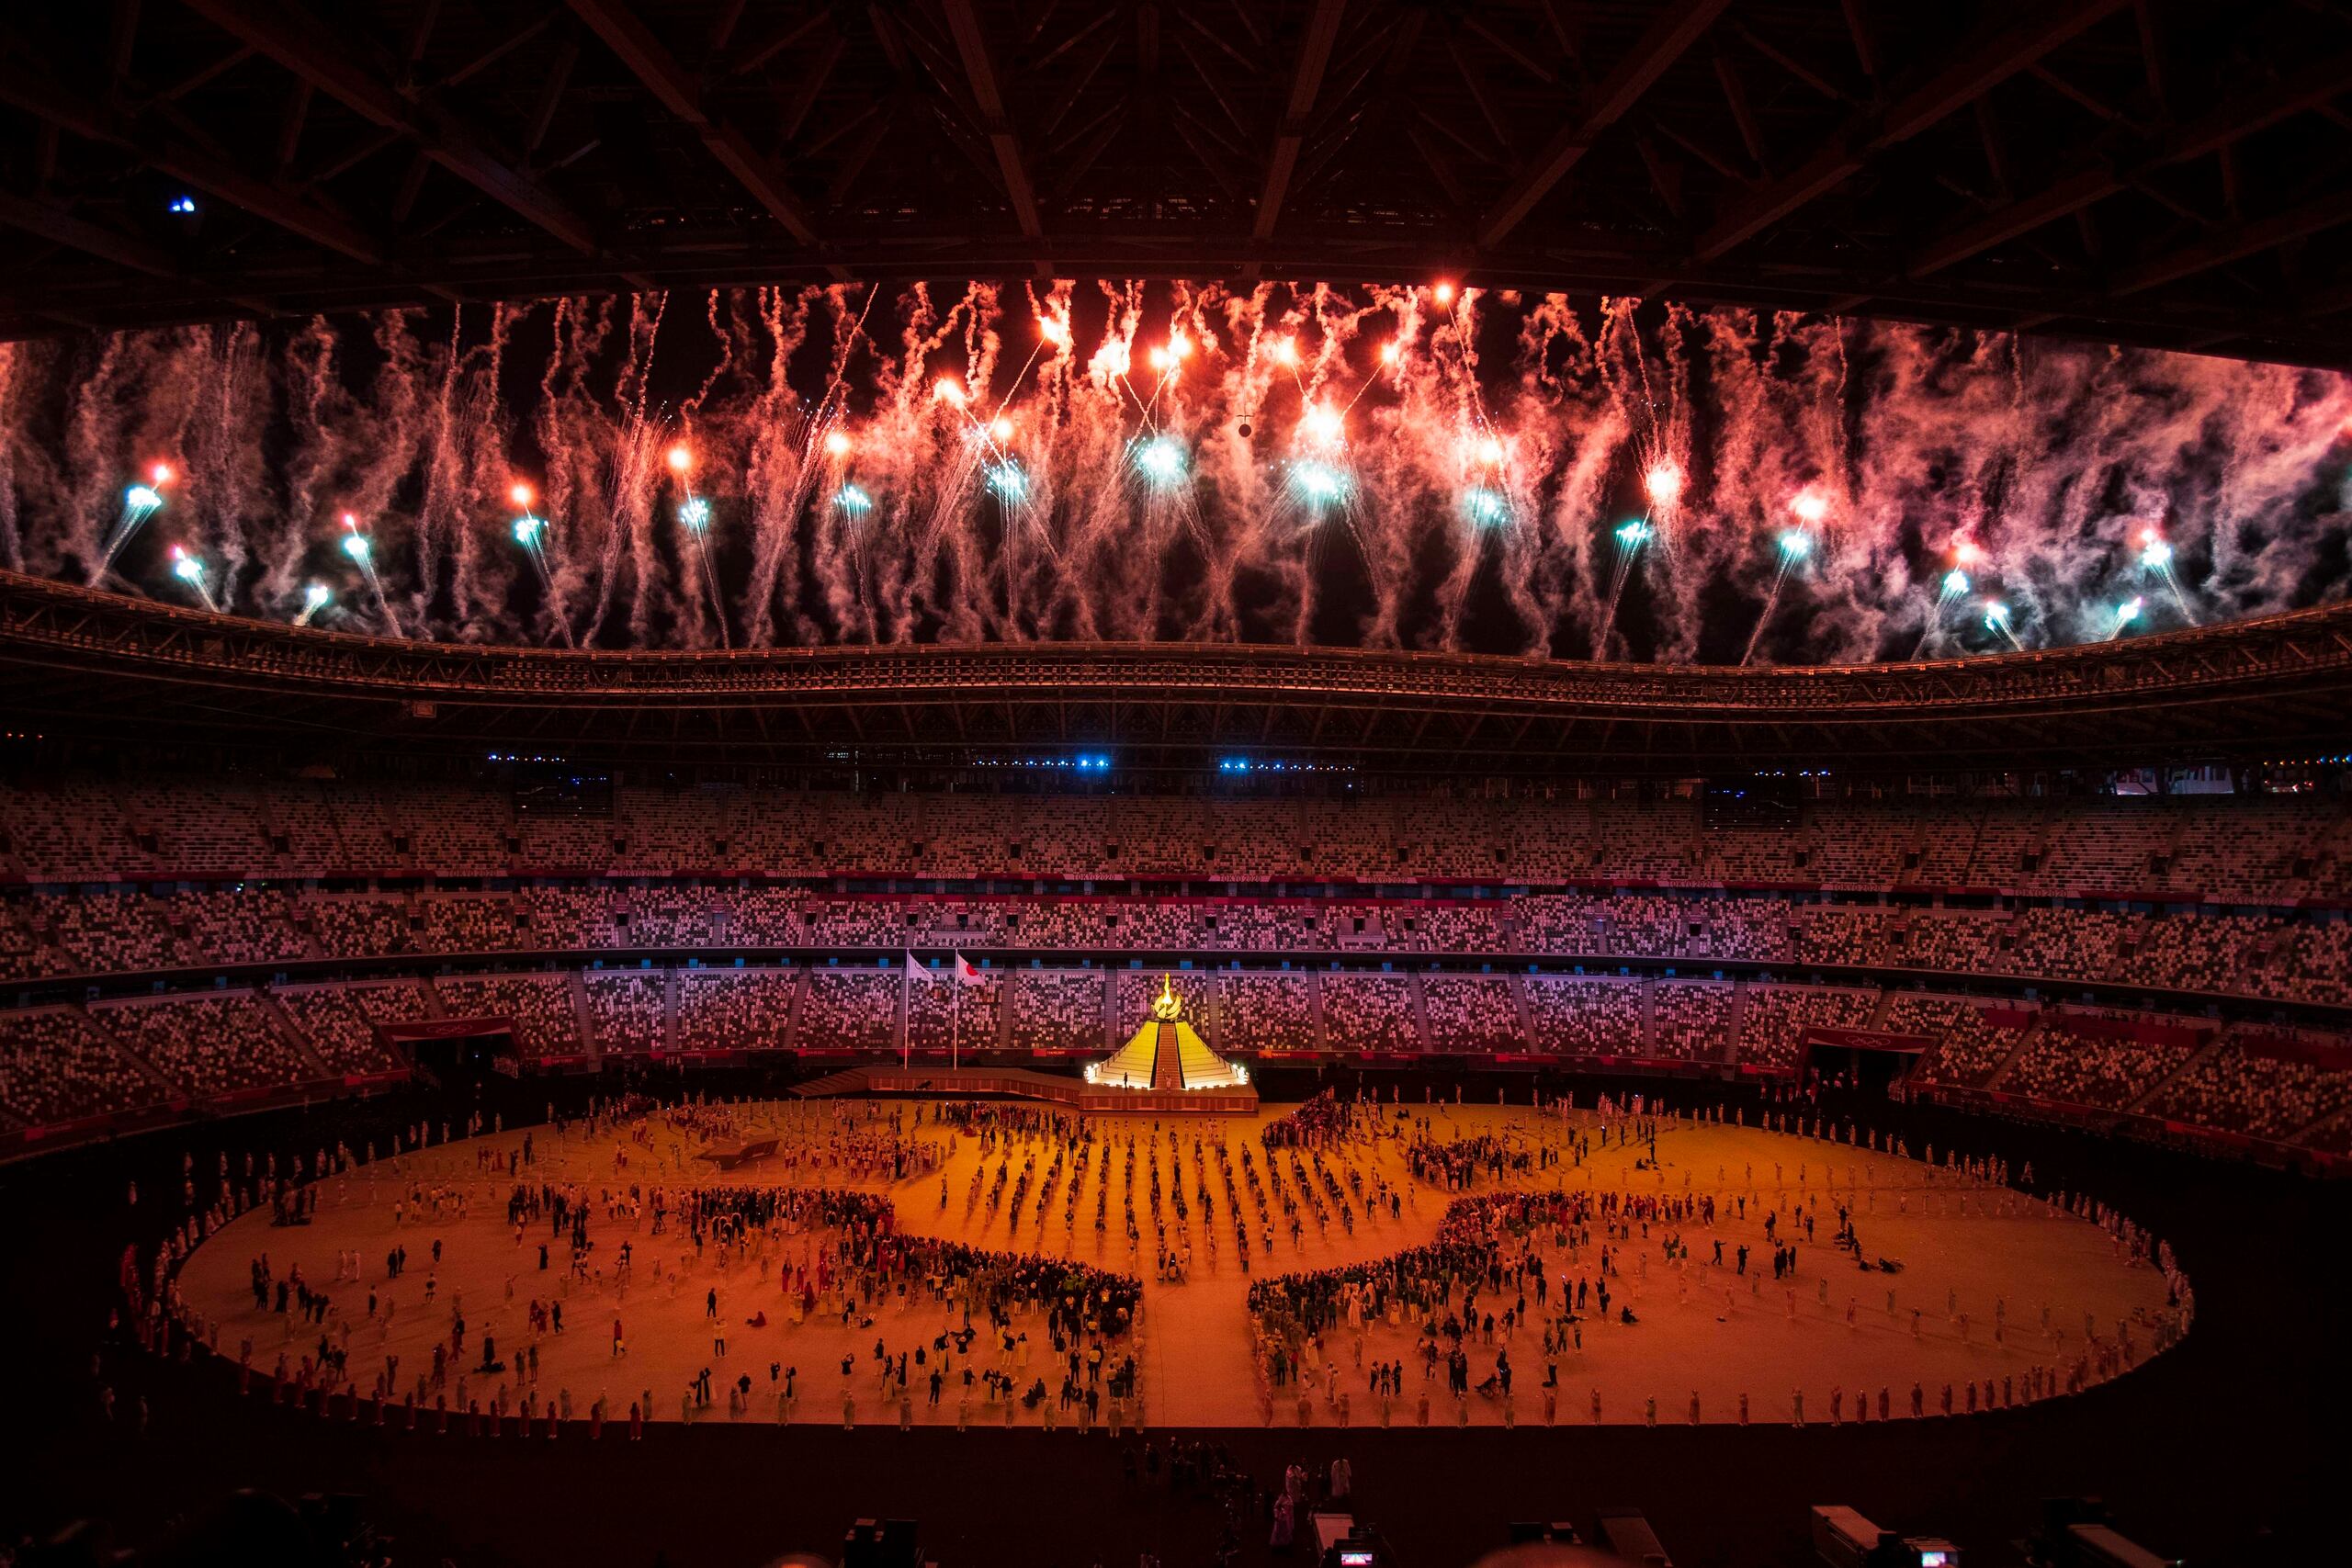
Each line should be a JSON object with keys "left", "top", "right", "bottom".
{"left": 6, "top": 2, "right": 2352, "bottom": 365}
{"left": 1, "top": 570, "right": 2346, "bottom": 774}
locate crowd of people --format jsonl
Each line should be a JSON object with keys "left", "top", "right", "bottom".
{"left": 9, "top": 885, "right": 2352, "bottom": 1010}
{"left": 1245, "top": 1103, "right": 2197, "bottom": 1431}
{"left": 0, "top": 775, "right": 2335, "bottom": 893}
{"left": 122, "top": 1089, "right": 1155, "bottom": 1440}
{"left": 1422, "top": 976, "right": 1523, "bottom": 1054}
{"left": 2, "top": 779, "right": 2348, "bottom": 1158}
{"left": 1403, "top": 1130, "right": 1541, "bottom": 1189}
{"left": 583, "top": 973, "right": 667, "bottom": 1056}
{"left": 6, "top": 965, "right": 2351, "bottom": 1161}
{"left": 1317, "top": 976, "right": 1419, "bottom": 1052}
{"left": 1261, "top": 1090, "right": 1379, "bottom": 1149}
{"left": 5, "top": 784, "right": 2351, "bottom": 1010}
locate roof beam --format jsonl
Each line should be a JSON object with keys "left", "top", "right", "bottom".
{"left": 0, "top": 188, "right": 180, "bottom": 276}
{"left": 1478, "top": 0, "right": 1729, "bottom": 249}
{"left": 2111, "top": 186, "right": 2352, "bottom": 295}
{"left": 1254, "top": 0, "right": 1347, "bottom": 243}
{"left": 0, "top": 52, "right": 384, "bottom": 264}
{"left": 939, "top": 0, "right": 1044, "bottom": 247}
{"left": 1696, "top": 0, "right": 2132, "bottom": 261}
{"left": 1912, "top": 50, "right": 2352, "bottom": 277}
{"left": 178, "top": 0, "right": 600, "bottom": 254}
{"left": 729, "top": 7, "right": 829, "bottom": 78}
{"left": 562, "top": 0, "right": 823, "bottom": 247}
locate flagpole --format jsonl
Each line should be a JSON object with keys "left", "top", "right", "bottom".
{"left": 952, "top": 961, "right": 961, "bottom": 1072}
{"left": 899, "top": 951, "right": 910, "bottom": 1068}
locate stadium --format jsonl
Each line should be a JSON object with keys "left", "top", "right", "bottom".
{"left": 2, "top": 3, "right": 2350, "bottom": 1566}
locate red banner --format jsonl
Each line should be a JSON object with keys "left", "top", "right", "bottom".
{"left": 2233, "top": 1032, "right": 2352, "bottom": 1071}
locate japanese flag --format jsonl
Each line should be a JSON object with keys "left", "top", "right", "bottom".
{"left": 955, "top": 953, "right": 981, "bottom": 985}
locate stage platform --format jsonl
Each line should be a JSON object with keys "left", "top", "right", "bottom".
{"left": 791, "top": 1063, "right": 1257, "bottom": 1115}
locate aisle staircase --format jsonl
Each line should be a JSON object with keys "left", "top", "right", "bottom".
{"left": 791, "top": 1067, "right": 875, "bottom": 1098}
{"left": 255, "top": 990, "right": 333, "bottom": 1078}
{"left": 2120, "top": 1029, "right": 2225, "bottom": 1117}
{"left": 1982, "top": 1012, "right": 2047, "bottom": 1092}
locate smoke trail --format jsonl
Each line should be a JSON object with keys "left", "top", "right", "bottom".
{"left": 0, "top": 342, "right": 30, "bottom": 570}
{"left": 2, "top": 286, "right": 2345, "bottom": 663}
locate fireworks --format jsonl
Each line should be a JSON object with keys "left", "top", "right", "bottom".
{"left": 337, "top": 512, "right": 402, "bottom": 637}
{"left": 1597, "top": 463, "right": 1690, "bottom": 658}
{"left": 506, "top": 495, "right": 573, "bottom": 648}
{"left": 1290, "top": 461, "right": 1348, "bottom": 506}
{"left": 2138, "top": 526, "right": 2198, "bottom": 626}
{"left": 1134, "top": 436, "right": 1187, "bottom": 489}
{"left": 1462, "top": 487, "right": 1510, "bottom": 528}
{"left": 1983, "top": 600, "right": 2025, "bottom": 650}
{"left": 295, "top": 582, "right": 331, "bottom": 626}
{"left": 1912, "top": 536, "right": 1987, "bottom": 660}
{"left": 91, "top": 465, "right": 176, "bottom": 586}
{"left": 1742, "top": 529, "right": 1817, "bottom": 666}
{"left": 669, "top": 448, "right": 727, "bottom": 648}
{"left": 167, "top": 545, "right": 218, "bottom": 612}
{"left": 985, "top": 460, "right": 1028, "bottom": 502}
{"left": 26, "top": 284, "right": 2336, "bottom": 661}
{"left": 1595, "top": 518, "right": 1654, "bottom": 658}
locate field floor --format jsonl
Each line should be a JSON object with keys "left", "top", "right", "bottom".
{"left": 175, "top": 1096, "right": 2174, "bottom": 1431}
